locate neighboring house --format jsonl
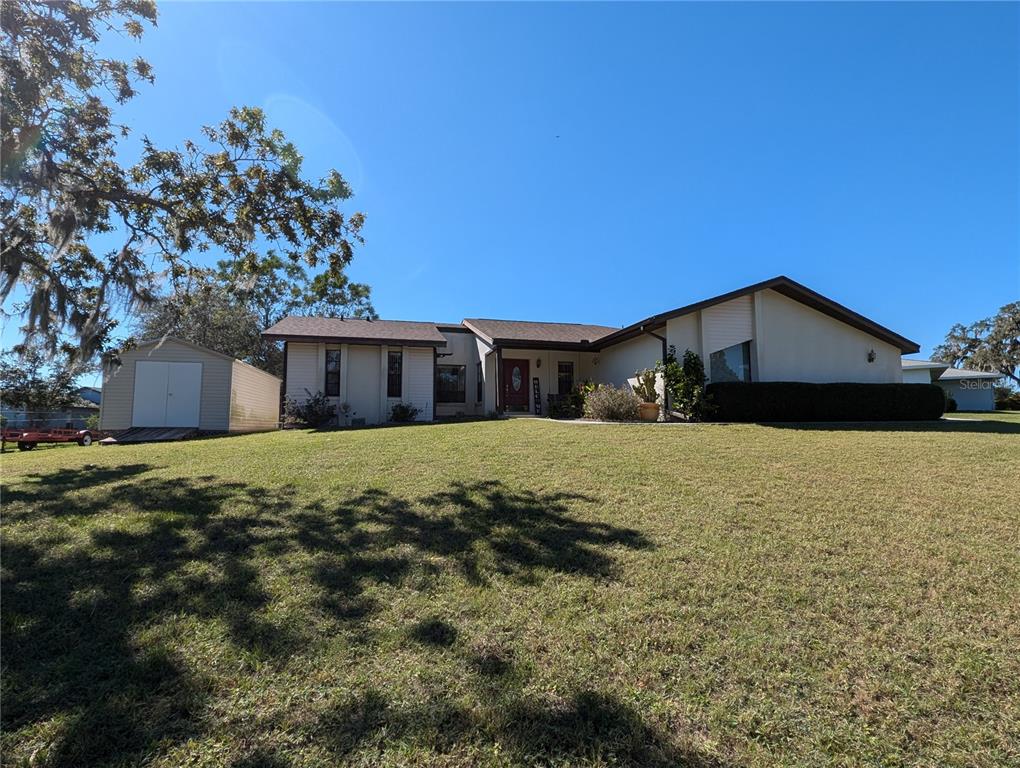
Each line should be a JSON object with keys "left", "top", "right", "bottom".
{"left": 100, "top": 338, "right": 281, "bottom": 432}
{"left": 77, "top": 386, "right": 102, "bottom": 405}
{"left": 1, "top": 398, "right": 99, "bottom": 430}
{"left": 264, "top": 276, "right": 921, "bottom": 426}
{"left": 902, "top": 359, "right": 1000, "bottom": 411}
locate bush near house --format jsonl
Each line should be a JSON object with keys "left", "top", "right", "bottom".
{"left": 707, "top": 382, "right": 946, "bottom": 422}
{"left": 994, "top": 386, "right": 1020, "bottom": 410}
{"left": 582, "top": 384, "right": 640, "bottom": 421}
{"left": 389, "top": 402, "right": 422, "bottom": 422}
{"left": 284, "top": 390, "right": 336, "bottom": 428}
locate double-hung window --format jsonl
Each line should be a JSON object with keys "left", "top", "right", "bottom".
{"left": 387, "top": 350, "right": 402, "bottom": 398}
{"left": 557, "top": 361, "right": 575, "bottom": 394}
{"left": 325, "top": 349, "right": 341, "bottom": 396}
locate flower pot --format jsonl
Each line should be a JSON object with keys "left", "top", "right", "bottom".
{"left": 638, "top": 402, "right": 659, "bottom": 422}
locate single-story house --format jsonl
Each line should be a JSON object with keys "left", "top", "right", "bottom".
{"left": 1, "top": 397, "right": 99, "bottom": 430}
{"left": 264, "top": 275, "right": 921, "bottom": 425}
{"left": 100, "top": 338, "right": 281, "bottom": 432}
{"left": 901, "top": 359, "right": 1000, "bottom": 411}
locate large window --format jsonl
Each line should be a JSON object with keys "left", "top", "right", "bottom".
{"left": 709, "top": 341, "right": 752, "bottom": 383}
{"left": 557, "top": 361, "right": 575, "bottom": 394}
{"left": 387, "top": 350, "right": 402, "bottom": 398}
{"left": 476, "top": 362, "right": 483, "bottom": 402}
{"left": 325, "top": 349, "right": 341, "bottom": 396}
{"left": 437, "top": 365, "right": 466, "bottom": 403}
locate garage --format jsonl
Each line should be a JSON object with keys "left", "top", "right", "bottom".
{"left": 101, "top": 338, "right": 282, "bottom": 434}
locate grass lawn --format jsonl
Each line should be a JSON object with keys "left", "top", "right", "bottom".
{"left": 3, "top": 419, "right": 1019, "bottom": 767}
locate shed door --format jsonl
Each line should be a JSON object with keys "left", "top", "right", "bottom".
{"left": 132, "top": 361, "right": 202, "bottom": 427}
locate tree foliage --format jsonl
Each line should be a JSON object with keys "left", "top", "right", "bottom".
{"left": 0, "top": 343, "right": 85, "bottom": 412}
{"left": 1, "top": 0, "right": 366, "bottom": 361}
{"left": 660, "top": 346, "right": 711, "bottom": 421}
{"left": 932, "top": 302, "right": 1020, "bottom": 387}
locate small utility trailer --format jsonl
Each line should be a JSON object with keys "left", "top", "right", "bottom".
{"left": 1, "top": 428, "right": 101, "bottom": 451}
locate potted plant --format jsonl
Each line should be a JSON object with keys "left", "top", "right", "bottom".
{"left": 632, "top": 368, "right": 660, "bottom": 422}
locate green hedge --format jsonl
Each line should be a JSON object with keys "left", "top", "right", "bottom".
{"left": 706, "top": 382, "right": 946, "bottom": 422}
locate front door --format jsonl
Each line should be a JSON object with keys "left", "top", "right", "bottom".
{"left": 502, "top": 358, "right": 530, "bottom": 412}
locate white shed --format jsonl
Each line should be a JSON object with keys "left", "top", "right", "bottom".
{"left": 100, "top": 338, "right": 281, "bottom": 433}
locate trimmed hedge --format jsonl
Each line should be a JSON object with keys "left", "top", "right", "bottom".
{"left": 706, "top": 382, "right": 946, "bottom": 422}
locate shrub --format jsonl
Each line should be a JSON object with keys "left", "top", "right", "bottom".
{"left": 945, "top": 395, "right": 958, "bottom": 413}
{"left": 706, "top": 382, "right": 946, "bottom": 422}
{"left": 390, "top": 402, "right": 421, "bottom": 422}
{"left": 632, "top": 368, "right": 659, "bottom": 403}
{"left": 548, "top": 381, "right": 592, "bottom": 419}
{"left": 994, "top": 385, "right": 1020, "bottom": 410}
{"left": 661, "top": 346, "right": 711, "bottom": 421}
{"left": 284, "top": 389, "right": 336, "bottom": 427}
{"left": 84, "top": 413, "right": 100, "bottom": 430}
{"left": 583, "top": 384, "right": 640, "bottom": 421}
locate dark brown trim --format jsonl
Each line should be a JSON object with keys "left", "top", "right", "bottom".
{"left": 487, "top": 339, "right": 594, "bottom": 351}
{"left": 261, "top": 334, "right": 443, "bottom": 348}
{"left": 591, "top": 276, "right": 920, "bottom": 354}
{"left": 280, "top": 341, "right": 288, "bottom": 425}
{"left": 495, "top": 346, "right": 504, "bottom": 413}
{"left": 435, "top": 324, "right": 472, "bottom": 334}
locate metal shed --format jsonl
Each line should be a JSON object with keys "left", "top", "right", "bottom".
{"left": 100, "top": 338, "right": 281, "bottom": 433}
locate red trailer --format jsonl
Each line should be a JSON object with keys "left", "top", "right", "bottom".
{"left": 1, "top": 428, "right": 101, "bottom": 451}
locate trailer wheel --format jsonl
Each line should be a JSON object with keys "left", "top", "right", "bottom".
{"left": 17, "top": 441, "right": 36, "bottom": 451}
{"left": 78, "top": 432, "right": 93, "bottom": 447}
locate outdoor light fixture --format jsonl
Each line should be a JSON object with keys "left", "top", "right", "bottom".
{"left": 867, "top": 349, "right": 876, "bottom": 363}
{"left": 536, "top": 358, "right": 541, "bottom": 368}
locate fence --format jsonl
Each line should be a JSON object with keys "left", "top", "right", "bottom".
{"left": 0, "top": 409, "right": 98, "bottom": 430}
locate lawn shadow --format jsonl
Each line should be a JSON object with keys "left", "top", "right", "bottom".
{"left": 3, "top": 465, "right": 654, "bottom": 765}
{"left": 761, "top": 418, "right": 1020, "bottom": 434}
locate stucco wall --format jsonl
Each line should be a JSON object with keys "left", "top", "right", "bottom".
{"left": 101, "top": 340, "right": 232, "bottom": 431}
{"left": 755, "top": 289, "right": 902, "bottom": 383}
{"left": 902, "top": 368, "right": 936, "bottom": 384}
{"left": 594, "top": 333, "right": 663, "bottom": 390}
{"left": 665, "top": 313, "right": 700, "bottom": 358}
{"left": 229, "top": 361, "right": 281, "bottom": 432}
{"left": 939, "top": 379, "right": 996, "bottom": 411}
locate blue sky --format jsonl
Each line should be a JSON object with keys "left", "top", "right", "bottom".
{"left": 5, "top": 1, "right": 1018, "bottom": 383}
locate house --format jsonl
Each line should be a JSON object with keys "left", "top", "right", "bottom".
{"left": 264, "top": 276, "right": 921, "bottom": 425}
{"left": 902, "top": 359, "right": 1000, "bottom": 411}
{"left": 100, "top": 338, "right": 281, "bottom": 433}
{"left": 0, "top": 397, "right": 99, "bottom": 430}
{"left": 76, "top": 386, "right": 102, "bottom": 406}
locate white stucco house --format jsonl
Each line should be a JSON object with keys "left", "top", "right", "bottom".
{"left": 264, "top": 276, "right": 922, "bottom": 425}
{"left": 902, "top": 359, "right": 1000, "bottom": 411}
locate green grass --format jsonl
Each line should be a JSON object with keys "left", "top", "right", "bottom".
{"left": 3, "top": 419, "right": 1019, "bottom": 767}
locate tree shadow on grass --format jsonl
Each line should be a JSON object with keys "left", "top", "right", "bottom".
{"left": 2, "top": 466, "right": 656, "bottom": 766}
{"left": 762, "top": 418, "right": 1020, "bottom": 434}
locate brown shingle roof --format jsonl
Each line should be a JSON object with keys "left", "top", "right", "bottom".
{"left": 463, "top": 318, "right": 618, "bottom": 347}
{"left": 262, "top": 317, "right": 447, "bottom": 346}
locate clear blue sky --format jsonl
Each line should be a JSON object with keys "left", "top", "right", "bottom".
{"left": 6, "top": 1, "right": 1019, "bottom": 382}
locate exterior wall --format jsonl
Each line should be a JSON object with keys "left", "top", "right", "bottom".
{"left": 477, "top": 337, "right": 497, "bottom": 415}
{"left": 403, "top": 347, "right": 434, "bottom": 421}
{"left": 665, "top": 313, "right": 701, "bottom": 358}
{"left": 594, "top": 332, "right": 663, "bottom": 389}
{"left": 436, "top": 330, "right": 483, "bottom": 418}
{"left": 345, "top": 345, "right": 382, "bottom": 424}
{"left": 228, "top": 361, "right": 282, "bottom": 432}
{"left": 285, "top": 343, "right": 321, "bottom": 403}
{"left": 755, "top": 289, "right": 902, "bottom": 383}
{"left": 100, "top": 340, "right": 232, "bottom": 431}
{"left": 902, "top": 368, "right": 936, "bottom": 385}
{"left": 939, "top": 379, "right": 996, "bottom": 411}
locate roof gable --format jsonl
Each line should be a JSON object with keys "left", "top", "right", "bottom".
{"left": 463, "top": 318, "right": 618, "bottom": 347}
{"left": 591, "top": 276, "right": 920, "bottom": 354}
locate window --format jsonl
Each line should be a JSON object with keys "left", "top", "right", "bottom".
{"left": 437, "top": 365, "right": 466, "bottom": 403}
{"left": 557, "top": 361, "right": 575, "bottom": 394}
{"left": 476, "top": 362, "right": 483, "bottom": 402}
{"left": 387, "top": 350, "right": 402, "bottom": 398}
{"left": 709, "top": 341, "right": 752, "bottom": 383}
{"left": 325, "top": 349, "right": 341, "bottom": 396}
